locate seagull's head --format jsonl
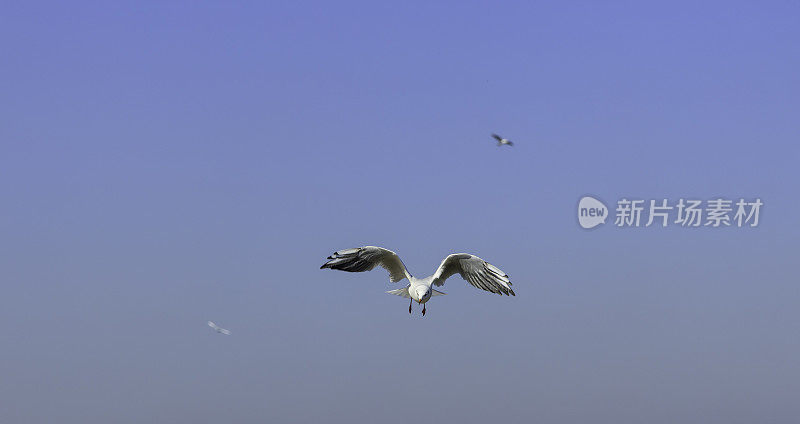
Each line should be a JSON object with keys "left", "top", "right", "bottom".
{"left": 415, "top": 287, "right": 430, "bottom": 303}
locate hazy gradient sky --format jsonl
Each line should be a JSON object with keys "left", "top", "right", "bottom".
{"left": 2, "top": 1, "right": 799, "bottom": 423}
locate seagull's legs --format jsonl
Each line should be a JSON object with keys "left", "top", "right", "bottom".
{"left": 422, "top": 303, "right": 426, "bottom": 316}
{"left": 409, "top": 298, "right": 413, "bottom": 314}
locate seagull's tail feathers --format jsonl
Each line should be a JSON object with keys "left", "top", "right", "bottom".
{"left": 432, "top": 289, "right": 446, "bottom": 296}
{"left": 386, "top": 286, "right": 411, "bottom": 298}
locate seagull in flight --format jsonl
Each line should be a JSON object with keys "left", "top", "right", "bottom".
{"left": 320, "top": 246, "right": 515, "bottom": 316}
{"left": 207, "top": 321, "right": 231, "bottom": 335}
{"left": 492, "top": 133, "right": 514, "bottom": 147}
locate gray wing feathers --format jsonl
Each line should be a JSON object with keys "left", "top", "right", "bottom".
{"left": 432, "top": 254, "right": 515, "bottom": 296}
{"left": 320, "top": 246, "right": 411, "bottom": 283}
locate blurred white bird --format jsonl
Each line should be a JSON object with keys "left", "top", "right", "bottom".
{"left": 320, "top": 246, "right": 514, "bottom": 316}
{"left": 492, "top": 133, "right": 514, "bottom": 147}
{"left": 207, "top": 321, "right": 231, "bottom": 335}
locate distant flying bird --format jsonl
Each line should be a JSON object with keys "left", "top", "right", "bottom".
{"left": 320, "top": 246, "right": 514, "bottom": 316}
{"left": 492, "top": 133, "right": 514, "bottom": 147}
{"left": 207, "top": 321, "right": 231, "bottom": 335}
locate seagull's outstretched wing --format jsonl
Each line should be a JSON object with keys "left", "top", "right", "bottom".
{"left": 208, "top": 321, "right": 231, "bottom": 335}
{"left": 491, "top": 133, "right": 503, "bottom": 142}
{"left": 320, "top": 246, "right": 412, "bottom": 283}
{"left": 432, "top": 254, "right": 515, "bottom": 296}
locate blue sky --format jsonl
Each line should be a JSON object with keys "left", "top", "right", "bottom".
{"left": 1, "top": 1, "right": 799, "bottom": 423}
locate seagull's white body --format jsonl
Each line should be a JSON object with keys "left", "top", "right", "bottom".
{"left": 207, "top": 321, "right": 231, "bottom": 335}
{"left": 492, "top": 133, "right": 514, "bottom": 147}
{"left": 320, "top": 246, "right": 514, "bottom": 316}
